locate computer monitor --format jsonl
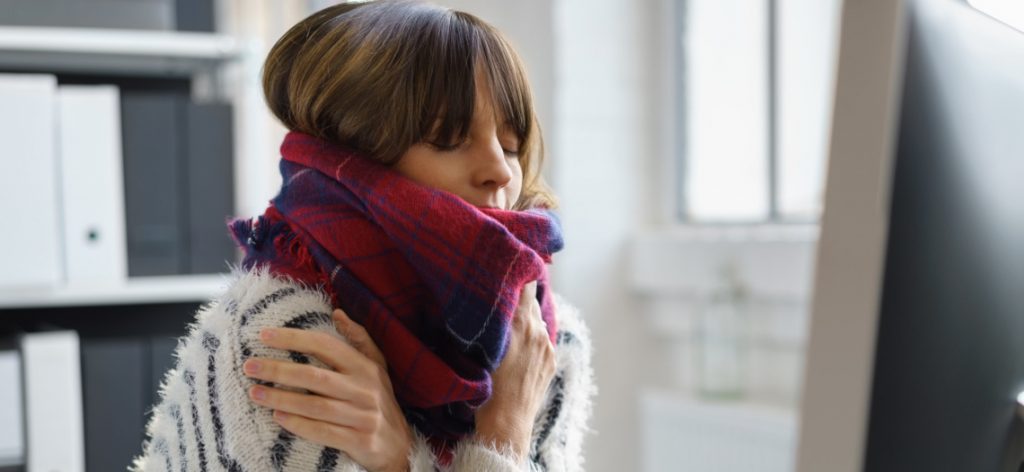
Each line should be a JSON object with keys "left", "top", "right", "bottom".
{"left": 797, "top": 0, "right": 1024, "bottom": 471}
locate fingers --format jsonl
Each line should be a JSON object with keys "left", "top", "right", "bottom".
{"left": 243, "top": 357, "right": 362, "bottom": 403}
{"left": 515, "top": 281, "right": 540, "bottom": 318}
{"left": 257, "top": 326, "right": 372, "bottom": 376}
{"left": 520, "top": 281, "right": 538, "bottom": 301}
{"left": 248, "top": 384, "right": 373, "bottom": 430}
{"left": 332, "top": 308, "right": 388, "bottom": 370}
{"left": 270, "top": 409, "right": 367, "bottom": 451}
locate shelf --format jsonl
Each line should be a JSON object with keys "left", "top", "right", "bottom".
{"left": 0, "top": 274, "right": 230, "bottom": 309}
{"left": 0, "top": 26, "right": 241, "bottom": 76}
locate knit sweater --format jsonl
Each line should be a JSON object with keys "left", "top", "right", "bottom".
{"left": 130, "top": 265, "right": 596, "bottom": 471}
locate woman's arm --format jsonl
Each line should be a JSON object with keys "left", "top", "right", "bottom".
{"left": 132, "top": 267, "right": 390, "bottom": 471}
{"left": 241, "top": 309, "right": 415, "bottom": 472}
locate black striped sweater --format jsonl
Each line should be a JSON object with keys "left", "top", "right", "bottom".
{"left": 131, "top": 265, "right": 596, "bottom": 471}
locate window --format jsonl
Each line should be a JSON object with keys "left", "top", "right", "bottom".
{"left": 677, "top": 0, "right": 841, "bottom": 223}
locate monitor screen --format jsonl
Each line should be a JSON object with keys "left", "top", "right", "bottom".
{"left": 797, "top": 0, "right": 1024, "bottom": 470}
{"left": 865, "top": 0, "right": 1024, "bottom": 470}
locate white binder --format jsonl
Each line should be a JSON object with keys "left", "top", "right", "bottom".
{"left": 21, "top": 331, "right": 85, "bottom": 472}
{"left": 0, "top": 74, "right": 62, "bottom": 290}
{"left": 0, "top": 348, "right": 23, "bottom": 467}
{"left": 57, "top": 85, "right": 128, "bottom": 286}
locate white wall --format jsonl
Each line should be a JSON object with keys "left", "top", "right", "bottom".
{"left": 551, "top": 1, "right": 667, "bottom": 470}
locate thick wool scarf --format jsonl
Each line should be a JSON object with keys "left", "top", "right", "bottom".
{"left": 228, "top": 131, "right": 564, "bottom": 462}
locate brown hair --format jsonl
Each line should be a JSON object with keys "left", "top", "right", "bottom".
{"left": 262, "top": 0, "right": 557, "bottom": 210}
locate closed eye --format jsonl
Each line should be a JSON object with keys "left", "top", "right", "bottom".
{"left": 427, "top": 140, "right": 467, "bottom": 152}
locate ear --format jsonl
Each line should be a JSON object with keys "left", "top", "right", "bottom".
{"left": 333, "top": 308, "right": 388, "bottom": 369}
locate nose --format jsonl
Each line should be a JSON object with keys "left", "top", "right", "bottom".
{"left": 471, "top": 136, "right": 513, "bottom": 190}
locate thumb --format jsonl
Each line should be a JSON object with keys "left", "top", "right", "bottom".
{"left": 333, "top": 308, "right": 387, "bottom": 369}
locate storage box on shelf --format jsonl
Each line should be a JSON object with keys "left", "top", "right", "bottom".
{"left": 0, "top": 23, "right": 269, "bottom": 308}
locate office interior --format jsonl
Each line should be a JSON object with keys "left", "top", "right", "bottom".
{"left": 0, "top": 0, "right": 1022, "bottom": 471}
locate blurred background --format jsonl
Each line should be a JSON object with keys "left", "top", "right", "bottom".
{"left": 0, "top": 0, "right": 844, "bottom": 471}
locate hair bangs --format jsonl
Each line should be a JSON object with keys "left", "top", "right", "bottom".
{"left": 414, "top": 11, "right": 478, "bottom": 147}
{"left": 416, "top": 11, "right": 533, "bottom": 152}
{"left": 475, "top": 22, "right": 534, "bottom": 151}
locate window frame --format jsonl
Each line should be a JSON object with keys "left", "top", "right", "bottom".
{"left": 672, "top": 0, "right": 825, "bottom": 226}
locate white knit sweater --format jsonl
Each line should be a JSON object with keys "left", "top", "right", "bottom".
{"left": 131, "top": 265, "right": 596, "bottom": 471}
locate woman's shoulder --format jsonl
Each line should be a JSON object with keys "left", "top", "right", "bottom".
{"left": 221, "top": 264, "right": 333, "bottom": 316}
{"left": 183, "top": 264, "right": 337, "bottom": 350}
{"left": 218, "top": 264, "right": 333, "bottom": 319}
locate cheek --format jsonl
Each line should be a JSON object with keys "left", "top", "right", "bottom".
{"left": 509, "top": 162, "right": 525, "bottom": 198}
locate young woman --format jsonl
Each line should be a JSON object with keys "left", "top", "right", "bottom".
{"left": 132, "top": 1, "right": 594, "bottom": 471}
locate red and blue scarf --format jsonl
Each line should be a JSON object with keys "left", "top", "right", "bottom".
{"left": 228, "top": 131, "right": 563, "bottom": 460}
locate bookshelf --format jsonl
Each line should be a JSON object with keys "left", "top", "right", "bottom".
{"left": 0, "top": 6, "right": 281, "bottom": 468}
{"left": 0, "top": 22, "right": 274, "bottom": 308}
{"left": 0, "top": 274, "right": 228, "bottom": 310}
{"left": 0, "top": 26, "right": 240, "bottom": 75}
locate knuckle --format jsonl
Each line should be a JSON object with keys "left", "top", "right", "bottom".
{"left": 367, "top": 391, "right": 383, "bottom": 411}
{"left": 363, "top": 411, "right": 382, "bottom": 432}
{"left": 357, "top": 433, "right": 374, "bottom": 452}
{"left": 368, "top": 365, "right": 387, "bottom": 387}
{"left": 361, "top": 362, "right": 381, "bottom": 381}
{"left": 355, "top": 389, "right": 376, "bottom": 409}
{"left": 374, "top": 364, "right": 391, "bottom": 384}
{"left": 310, "top": 332, "right": 336, "bottom": 352}
{"left": 309, "top": 330, "right": 330, "bottom": 344}
{"left": 258, "top": 361, "right": 276, "bottom": 378}
{"left": 309, "top": 397, "right": 333, "bottom": 419}
{"left": 313, "top": 420, "right": 333, "bottom": 439}
{"left": 308, "top": 366, "right": 329, "bottom": 385}
{"left": 365, "top": 436, "right": 381, "bottom": 457}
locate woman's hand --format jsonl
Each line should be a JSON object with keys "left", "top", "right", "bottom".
{"left": 242, "top": 308, "right": 413, "bottom": 472}
{"left": 474, "top": 281, "right": 558, "bottom": 463}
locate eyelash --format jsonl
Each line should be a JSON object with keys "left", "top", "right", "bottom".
{"left": 429, "top": 141, "right": 520, "bottom": 158}
{"left": 429, "top": 142, "right": 463, "bottom": 152}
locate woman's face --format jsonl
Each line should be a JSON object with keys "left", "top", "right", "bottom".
{"left": 393, "top": 75, "right": 523, "bottom": 211}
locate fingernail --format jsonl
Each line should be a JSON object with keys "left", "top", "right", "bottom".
{"left": 274, "top": 410, "right": 288, "bottom": 421}
{"left": 250, "top": 386, "right": 266, "bottom": 400}
{"left": 260, "top": 329, "right": 275, "bottom": 341}
{"left": 244, "top": 359, "right": 262, "bottom": 374}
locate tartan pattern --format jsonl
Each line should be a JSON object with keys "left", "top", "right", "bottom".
{"left": 227, "top": 131, "right": 564, "bottom": 454}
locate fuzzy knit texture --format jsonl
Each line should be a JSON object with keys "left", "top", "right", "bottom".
{"left": 130, "top": 265, "right": 596, "bottom": 471}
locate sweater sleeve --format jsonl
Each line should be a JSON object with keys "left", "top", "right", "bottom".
{"left": 130, "top": 268, "right": 594, "bottom": 472}
{"left": 131, "top": 266, "right": 375, "bottom": 471}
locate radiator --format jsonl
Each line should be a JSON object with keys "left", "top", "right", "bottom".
{"left": 641, "top": 389, "right": 797, "bottom": 472}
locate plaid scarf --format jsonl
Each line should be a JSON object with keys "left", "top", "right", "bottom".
{"left": 228, "top": 131, "right": 564, "bottom": 461}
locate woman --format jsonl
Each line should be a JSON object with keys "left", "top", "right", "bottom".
{"left": 131, "top": 1, "right": 595, "bottom": 471}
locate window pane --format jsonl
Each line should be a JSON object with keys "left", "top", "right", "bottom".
{"left": 682, "top": 0, "right": 770, "bottom": 221}
{"left": 776, "top": 0, "right": 841, "bottom": 220}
